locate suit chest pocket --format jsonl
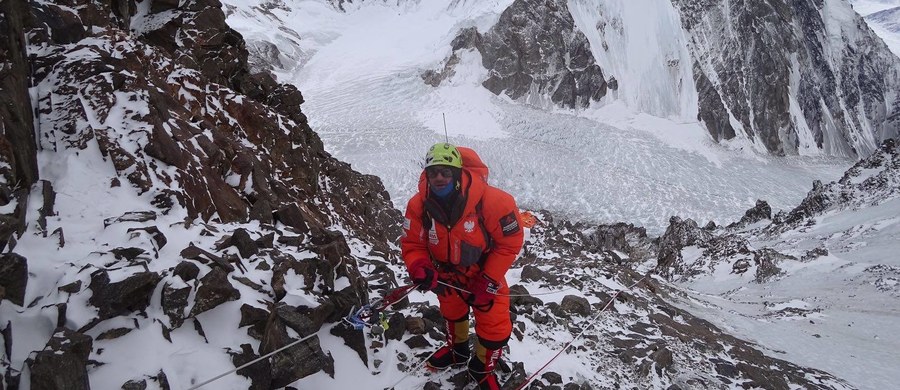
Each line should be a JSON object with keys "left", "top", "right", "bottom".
{"left": 459, "top": 241, "right": 484, "bottom": 266}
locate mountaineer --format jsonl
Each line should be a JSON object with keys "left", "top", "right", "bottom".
{"left": 401, "top": 142, "right": 524, "bottom": 390}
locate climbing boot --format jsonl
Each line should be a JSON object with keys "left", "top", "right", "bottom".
{"left": 426, "top": 318, "right": 470, "bottom": 370}
{"left": 468, "top": 339, "right": 503, "bottom": 390}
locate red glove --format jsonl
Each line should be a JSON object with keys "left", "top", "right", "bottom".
{"left": 409, "top": 260, "right": 438, "bottom": 291}
{"left": 467, "top": 273, "right": 500, "bottom": 310}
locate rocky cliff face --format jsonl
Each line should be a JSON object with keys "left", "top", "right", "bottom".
{"left": 0, "top": 0, "right": 402, "bottom": 388}
{"left": 673, "top": 0, "right": 900, "bottom": 157}
{"left": 428, "top": 0, "right": 608, "bottom": 109}
{"left": 0, "top": 0, "right": 39, "bottom": 253}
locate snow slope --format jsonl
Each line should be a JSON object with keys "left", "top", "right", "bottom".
{"left": 658, "top": 139, "right": 900, "bottom": 389}
{"left": 852, "top": 0, "right": 900, "bottom": 55}
{"left": 669, "top": 198, "right": 900, "bottom": 389}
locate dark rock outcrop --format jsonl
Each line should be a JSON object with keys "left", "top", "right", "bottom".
{"left": 435, "top": 0, "right": 607, "bottom": 109}
{"left": 28, "top": 328, "right": 93, "bottom": 390}
{"left": 585, "top": 222, "right": 655, "bottom": 262}
{"left": 87, "top": 270, "right": 162, "bottom": 322}
{"left": 261, "top": 317, "right": 335, "bottom": 387}
{"left": 161, "top": 283, "right": 192, "bottom": 327}
{"left": 727, "top": 199, "right": 772, "bottom": 229}
{"left": 656, "top": 216, "right": 712, "bottom": 277}
{"left": 190, "top": 268, "right": 240, "bottom": 316}
{"left": 230, "top": 344, "right": 272, "bottom": 390}
{"left": 0, "top": 0, "right": 39, "bottom": 190}
{"left": 0, "top": 0, "right": 37, "bottom": 253}
{"left": 753, "top": 248, "right": 788, "bottom": 283}
{"left": 767, "top": 138, "right": 899, "bottom": 233}
{"left": 217, "top": 228, "right": 259, "bottom": 258}
{"left": 559, "top": 295, "right": 591, "bottom": 317}
{"left": 0, "top": 253, "right": 27, "bottom": 306}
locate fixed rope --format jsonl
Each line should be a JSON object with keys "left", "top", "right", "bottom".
{"left": 513, "top": 273, "right": 651, "bottom": 390}
{"left": 190, "top": 285, "right": 416, "bottom": 389}
{"left": 437, "top": 280, "right": 575, "bottom": 297}
{"left": 385, "top": 347, "right": 443, "bottom": 389}
{"left": 187, "top": 332, "right": 319, "bottom": 390}
{"left": 188, "top": 275, "right": 646, "bottom": 389}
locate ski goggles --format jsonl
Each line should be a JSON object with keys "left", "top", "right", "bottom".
{"left": 426, "top": 166, "right": 455, "bottom": 178}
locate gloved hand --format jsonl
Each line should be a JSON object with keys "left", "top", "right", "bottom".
{"left": 467, "top": 273, "right": 500, "bottom": 310}
{"left": 409, "top": 260, "right": 439, "bottom": 291}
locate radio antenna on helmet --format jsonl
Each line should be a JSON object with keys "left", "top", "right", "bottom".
{"left": 442, "top": 113, "right": 449, "bottom": 142}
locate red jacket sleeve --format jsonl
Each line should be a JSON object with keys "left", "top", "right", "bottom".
{"left": 479, "top": 188, "right": 525, "bottom": 282}
{"left": 400, "top": 193, "right": 430, "bottom": 270}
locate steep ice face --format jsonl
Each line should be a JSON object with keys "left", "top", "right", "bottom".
{"left": 568, "top": 0, "right": 699, "bottom": 120}
{"left": 673, "top": 0, "right": 900, "bottom": 158}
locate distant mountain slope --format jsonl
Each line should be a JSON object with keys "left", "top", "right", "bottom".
{"left": 869, "top": 5, "right": 900, "bottom": 31}
{"left": 863, "top": 5, "right": 900, "bottom": 55}
{"left": 652, "top": 138, "right": 900, "bottom": 388}
{"left": 220, "top": 0, "right": 854, "bottom": 236}
{"left": 671, "top": 0, "right": 900, "bottom": 157}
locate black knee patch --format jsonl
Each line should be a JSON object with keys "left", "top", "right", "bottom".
{"left": 477, "top": 335, "right": 508, "bottom": 350}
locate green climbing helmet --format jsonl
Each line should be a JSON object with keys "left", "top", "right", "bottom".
{"left": 425, "top": 142, "right": 463, "bottom": 168}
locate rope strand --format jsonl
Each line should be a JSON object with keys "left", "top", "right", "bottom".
{"left": 436, "top": 280, "right": 576, "bottom": 297}
{"left": 514, "top": 274, "right": 650, "bottom": 390}
{"left": 188, "top": 332, "right": 320, "bottom": 390}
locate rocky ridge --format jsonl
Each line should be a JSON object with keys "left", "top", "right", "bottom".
{"left": 0, "top": 0, "right": 401, "bottom": 388}
{"left": 383, "top": 210, "right": 852, "bottom": 389}
{"left": 654, "top": 138, "right": 900, "bottom": 285}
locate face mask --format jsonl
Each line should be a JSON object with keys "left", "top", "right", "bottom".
{"left": 431, "top": 182, "right": 454, "bottom": 198}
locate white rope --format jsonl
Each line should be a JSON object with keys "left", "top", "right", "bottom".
{"left": 386, "top": 348, "right": 441, "bottom": 389}
{"left": 187, "top": 332, "right": 320, "bottom": 390}
{"left": 188, "top": 275, "right": 641, "bottom": 389}
{"left": 190, "top": 285, "right": 416, "bottom": 389}
{"left": 437, "top": 280, "right": 576, "bottom": 297}
{"left": 514, "top": 274, "right": 650, "bottom": 390}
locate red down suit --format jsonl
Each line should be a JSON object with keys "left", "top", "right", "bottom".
{"left": 401, "top": 148, "right": 524, "bottom": 343}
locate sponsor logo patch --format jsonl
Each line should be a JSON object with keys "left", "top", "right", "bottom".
{"left": 428, "top": 224, "right": 439, "bottom": 245}
{"left": 499, "top": 212, "right": 520, "bottom": 236}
